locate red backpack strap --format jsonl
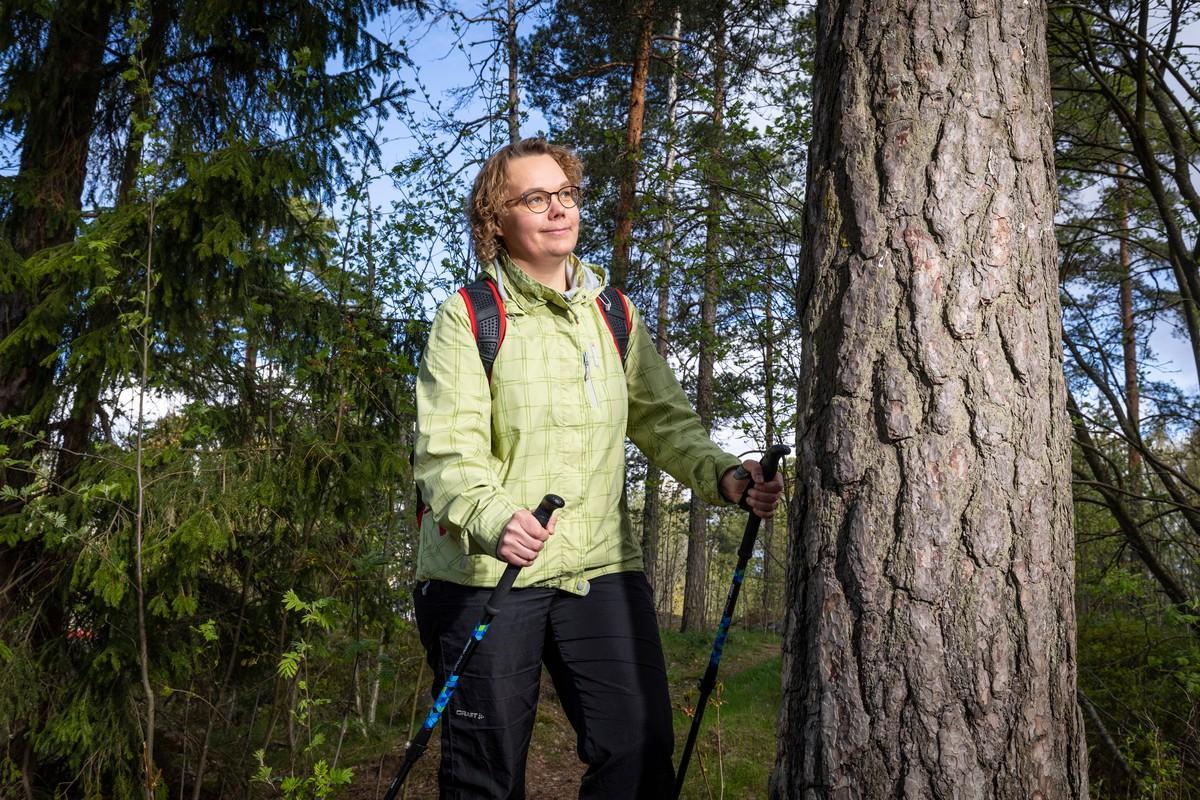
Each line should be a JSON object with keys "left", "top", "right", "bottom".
{"left": 458, "top": 277, "right": 507, "bottom": 380}
{"left": 596, "top": 286, "right": 631, "bottom": 366}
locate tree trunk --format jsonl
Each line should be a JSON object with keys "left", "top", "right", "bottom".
{"left": 610, "top": 0, "right": 656, "bottom": 289}
{"left": 0, "top": 6, "right": 116, "bottom": 790}
{"left": 0, "top": 0, "right": 115, "bottom": 486}
{"left": 761, "top": 284, "right": 777, "bottom": 630}
{"left": 641, "top": 8, "right": 682, "bottom": 601}
{"left": 772, "top": 1, "right": 1087, "bottom": 797}
{"left": 681, "top": 12, "right": 726, "bottom": 634}
{"left": 1117, "top": 163, "right": 1140, "bottom": 477}
{"left": 505, "top": 0, "right": 521, "bottom": 144}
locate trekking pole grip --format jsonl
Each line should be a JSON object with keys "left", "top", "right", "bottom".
{"left": 761, "top": 443, "right": 790, "bottom": 483}
{"left": 487, "top": 494, "right": 564, "bottom": 612}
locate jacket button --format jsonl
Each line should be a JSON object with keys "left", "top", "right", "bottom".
{"left": 575, "top": 579, "right": 590, "bottom": 595}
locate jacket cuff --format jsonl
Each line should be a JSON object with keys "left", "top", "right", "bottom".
{"left": 467, "top": 497, "right": 521, "bottom": 558}
{"left": 705, "top": 453, "right": 745, "bottom": 507}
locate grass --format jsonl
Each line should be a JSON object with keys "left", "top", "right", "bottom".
{"left": 662, "top": 628, "right": 783, "bottom": 800}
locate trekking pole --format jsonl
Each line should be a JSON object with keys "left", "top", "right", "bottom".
{"left": 673, "top": 445, "right": 789, "bottom": 799}
{"left": 383, "top": 493, "right": 565, "bottom": 799}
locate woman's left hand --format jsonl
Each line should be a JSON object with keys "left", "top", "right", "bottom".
{"left": 720, "top": 460, "right": 784, "bottom": 519}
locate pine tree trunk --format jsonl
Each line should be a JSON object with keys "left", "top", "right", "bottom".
{"left": 771, "top": 1, "right": 1087, "bottom": 796}
{"left": 681, "top": 12, "right": 726, "bottom": 634}
{"left": 610, "top": 0, "right": 656, "bottom": 289}
{"left": 1117, "top": 163, "right": 1140, "bottom": 476}
{"left": 505, "top": 0, "right": 521, "bottom": 144}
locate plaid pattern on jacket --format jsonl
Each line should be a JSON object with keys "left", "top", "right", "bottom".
{"left": 414, "top": 254, "right": 740, "bottom": 594}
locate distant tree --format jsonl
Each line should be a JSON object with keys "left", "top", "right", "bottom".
{"left": 0, "top": 1, "right": 418, "bottom": 795}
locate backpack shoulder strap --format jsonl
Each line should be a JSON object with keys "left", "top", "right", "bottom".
{"left": 458, "top": 277, "right": 506, "bottom": 380}
{"left": 596, "top": 286, "right": 632, "bottom": 366}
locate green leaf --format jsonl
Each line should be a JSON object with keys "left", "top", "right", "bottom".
{"left": 198, "top": 619, "right": 218, "bottom": 642}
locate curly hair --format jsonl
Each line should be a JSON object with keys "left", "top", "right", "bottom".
{"left": 468, "top": 137, "right": 584, "bottom": 265}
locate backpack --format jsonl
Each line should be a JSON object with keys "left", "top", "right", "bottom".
{"left": 457, "top": 276, "right": 632, "bottom": 379}
{"left": 415, "top": 276, "right": 633, "bottom": 531}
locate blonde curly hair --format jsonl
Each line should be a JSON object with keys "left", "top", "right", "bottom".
{"left": 469, "top": 138, "right": 584, "bottom": 265}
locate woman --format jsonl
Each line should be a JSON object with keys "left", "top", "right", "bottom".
{"left": 413, "top": 137, "right": 782, "bottom": 799}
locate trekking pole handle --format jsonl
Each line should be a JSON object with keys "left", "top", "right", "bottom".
{"left": 486, "top": 494, "right": 564, "bottom": 612}
{"left": 732, "top": 444, "right": 790, "bottom": 512}
{"left": 760, "top": 443, "right": 789, "bottom": 482}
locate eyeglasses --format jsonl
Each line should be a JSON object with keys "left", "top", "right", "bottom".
{"left": 504, "top": 185, "right": 583, "bottom": 214}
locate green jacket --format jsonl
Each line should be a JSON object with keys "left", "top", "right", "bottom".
{"left": 414, "top": 253, "right": 740, "bottom": 594}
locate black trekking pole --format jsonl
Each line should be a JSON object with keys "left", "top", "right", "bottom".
{"left": 383, "top": 493, "right": 564, "bottom": 799}
{"left": 672, "top": 445, "right": 789, "bottom": 799}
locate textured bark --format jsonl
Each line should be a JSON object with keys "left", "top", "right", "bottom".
{"left": 681, "top": 13, "right": 725, "bottom": 633}
{"left": 772, "top": 1, "right": 1087, "bottom": 797}
{"left": 610, "top": 0, "right": 656, "bottom": 289}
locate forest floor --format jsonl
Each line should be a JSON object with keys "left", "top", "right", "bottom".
{"left": 346, "top": 628, "right": 783, "bottom": 800}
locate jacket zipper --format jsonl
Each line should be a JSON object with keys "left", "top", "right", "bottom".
{"left": 583, "top": 349, "right": 600, "bottom": 410}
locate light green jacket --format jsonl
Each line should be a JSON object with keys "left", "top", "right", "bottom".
{"left": 414, "top": 253, "right": 740, "bottom": 594}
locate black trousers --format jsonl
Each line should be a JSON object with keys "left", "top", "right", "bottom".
{"left": 413, "top": 571, "right": 675, "bottom": 799}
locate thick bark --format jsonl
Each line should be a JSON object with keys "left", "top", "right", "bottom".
{"left": 640, "top": 9, "right": 682, "bottom": 600}
{"left": 772, "top": 1, "right": 1087, "bottom": 797}
{"left": 681, "top": 12, "right": 726, "bottom": 634}
{"left": 610, "top": 0, "right": 656, "bottom": 290}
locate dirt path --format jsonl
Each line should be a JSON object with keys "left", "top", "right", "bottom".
{"left": 346, "top": 685, "right": 585, "bottom": 800}
{"left": 348, "top": 636, "right": 780, "bottom": 799}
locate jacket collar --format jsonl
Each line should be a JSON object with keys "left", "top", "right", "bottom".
{"left": 481, "top": 252, "right": 606, "bottom": 313}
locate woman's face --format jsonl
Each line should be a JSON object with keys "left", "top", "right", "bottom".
{"left": 499, "top": 154, "right": 579, "bottom": 271}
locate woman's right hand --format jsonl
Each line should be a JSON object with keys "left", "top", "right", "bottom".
{"left": 495, "top": 508, "right": 557, "bottom": 567}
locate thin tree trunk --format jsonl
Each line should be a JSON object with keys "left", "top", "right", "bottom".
{"left": 772, "top": 1, "right": 1087, "bottom": 796}
{"left": 1077, "top": 689, "right": 1136, "bottom": 791}
{"left": 505, "top": 0, "right": 520, "bottom": 144}
{"left": 1117, "top": 163, "right": 1140, "bottom": 476}
{"left": 682, "top": 12, "right": 726, "bottom": 633}
{"left": 136, "top": 199, "right": 158, "bottom": 800}
{"left": 368, "top": 639, "right": 385, "bottom": 726}
{"left": 1067, "top": 391, "right": 1200, "bottom": 640}
{"left": 610, "top": 0, "right": 656, "bottom": 289}
{"left": 641, "top": 8, "right": 683, "bottom": 599}
{"left": 761, "top": 285, "right": 776, "bottom": 630}
{"left": 191, "top": 554, "right": 255, "bottom": 800}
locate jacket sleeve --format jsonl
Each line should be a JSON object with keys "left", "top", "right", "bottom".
{"left": 414, "top": 293, "right": 519, "bottom": 557}
{"left": 624, "top": 300, "right": 742, "bottom": 506}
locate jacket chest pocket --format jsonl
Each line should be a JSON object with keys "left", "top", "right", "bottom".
{"left": 542, "top": 314, "right": 589, "bottom": 427}
{"left": 490, "top": 314, "right": 588, "bottom": 442}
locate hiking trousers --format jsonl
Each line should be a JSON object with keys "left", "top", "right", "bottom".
{"left": 413, "top": 571, "right": 675, "bottom": 799}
